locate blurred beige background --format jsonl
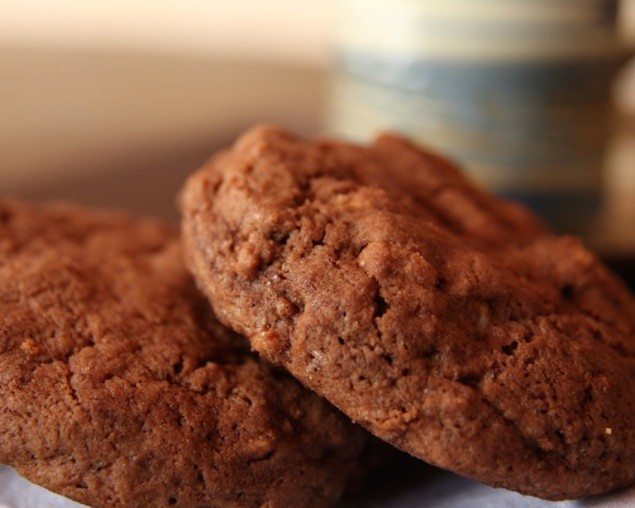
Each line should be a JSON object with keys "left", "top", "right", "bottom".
{"left": 0, "top": 1, "right": 331, "bottom": 194}
{"left": 0, "top": 1, "right": 331, "bottom": 64}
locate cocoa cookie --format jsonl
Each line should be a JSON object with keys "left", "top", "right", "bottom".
{"left": 0, "top": 200, "right": 367, "bottom": 508}
{"left": 180, "top": 126, "right": 635, "bottom": 500}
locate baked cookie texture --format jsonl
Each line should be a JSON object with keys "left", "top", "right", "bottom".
{"left": 0, "top": 200, "right": 367, "bottom": 508}
{"left": 180, "top": 125, "right": 635, "bottom": 500}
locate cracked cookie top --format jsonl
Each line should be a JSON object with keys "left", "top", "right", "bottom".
{"left": 0, "top": 200, "right": 367, "bottom": 508}
{"left": 180, "top": 125, "right": 635, "bottom": 500}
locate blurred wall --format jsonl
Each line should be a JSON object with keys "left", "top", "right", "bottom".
{"left": 0, "top": 2, "right": 332, "bottom": 193}
{"left": 0, "top": 0, "right": 332, "bottom": 65}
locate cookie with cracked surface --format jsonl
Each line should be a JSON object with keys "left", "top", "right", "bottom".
{"left": 0, "top": 200, "right": 368, "bottom": 508}
{"left": 179, "top": 125, "right": 635, "bottom": 500}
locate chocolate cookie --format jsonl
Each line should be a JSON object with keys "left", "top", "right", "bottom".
{"left": 0, "top": 200, "right": 367, "bottom": 508}
{"left": 180, "top": 126, "right": 635, "bottom": 500}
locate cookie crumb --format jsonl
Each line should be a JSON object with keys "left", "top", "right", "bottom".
{"left": 20, "top": 338, "right": 40, "bottom": 355}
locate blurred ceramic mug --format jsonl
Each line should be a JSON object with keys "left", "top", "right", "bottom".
{"left": 328, "top": 0, "right": 624, "bottom": 233}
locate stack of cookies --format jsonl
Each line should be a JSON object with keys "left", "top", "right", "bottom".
{"left": 1, "top": 126, "right": 633, "bottom": 507}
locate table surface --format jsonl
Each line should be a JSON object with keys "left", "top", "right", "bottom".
{"left": 2, "top": 461, "right": 635, "bottom": 508}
